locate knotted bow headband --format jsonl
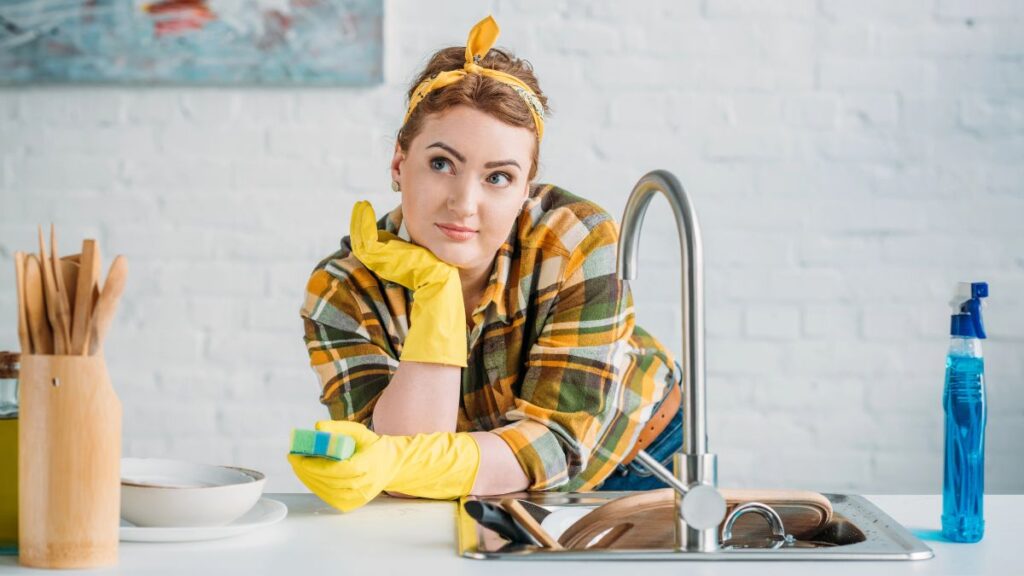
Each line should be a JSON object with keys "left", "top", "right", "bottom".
{"left": 402, "top": 15, "right": 546, "bottom": 142}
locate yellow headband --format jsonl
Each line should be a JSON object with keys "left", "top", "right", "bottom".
{"left": 402, "top": 15, "right": 545, "bottom": 142}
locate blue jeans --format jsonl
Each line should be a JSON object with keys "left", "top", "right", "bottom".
{"left": 596, "top": 388, "right": 684, "bottom": 491}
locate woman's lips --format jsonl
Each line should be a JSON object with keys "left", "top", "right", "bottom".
{"left": 435, "top": 223, "right": 477, "bottom": 242}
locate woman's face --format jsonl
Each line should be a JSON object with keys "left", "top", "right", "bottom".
{"left": 391, "top": 105, "right": 535, "bottom": 278}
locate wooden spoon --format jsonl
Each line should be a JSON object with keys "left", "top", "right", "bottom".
{"left": 14, "top": 252, "right": 31, "bottom": 353}
{"left": 501, "top": 498, "right": 563, "bottom": 550}
{"left": 70, "top": 240, "right": 99, "bottom": 355}
{"left": 50, "top": 224, "right": 73, "bottom": 353}
{"left": 88, "top": 255, "right": 128, "bottom": 356}
{"left": 38, "top": 225, "right": 64, "bottom": 354}
{"left": 24, "top": 254, "right": 53, "bottom": 355}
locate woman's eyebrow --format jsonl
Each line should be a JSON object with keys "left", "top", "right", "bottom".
{"left": 426, "top": 141, "right": 521, "bottom": 170}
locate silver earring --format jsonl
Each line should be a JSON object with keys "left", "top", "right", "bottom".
{"left": 391, "top": 181, "right": 401, "bottom": 192}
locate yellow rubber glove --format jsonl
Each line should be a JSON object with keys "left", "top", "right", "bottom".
{"left": 349, "top": 201, "right": 468, "bottom": 367}
{"left": 287, "top": 420, "right": 481, "bottom": 513}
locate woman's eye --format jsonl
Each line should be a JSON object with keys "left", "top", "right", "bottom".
{"left": 430, "top": 157, "right": 452, "bottom": 172}
{"left": 488, "top": 172, "right": 512, "bottom": 186}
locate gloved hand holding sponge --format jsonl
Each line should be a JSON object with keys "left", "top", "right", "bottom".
{"left": 288, "top": 421, "right": 481, "bottom": 512}
{"left": 289, "top": 202, "right": 480, "bottom": 511}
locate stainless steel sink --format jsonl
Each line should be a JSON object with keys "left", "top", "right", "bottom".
{"left": 457, "top": 491, "right": 934, "bottom": 560}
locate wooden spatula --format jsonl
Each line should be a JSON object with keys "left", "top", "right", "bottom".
{"left": 14, "top": 251, "right": 31, "bottom": 353}
{"left": 70, "top": 240, "right": 100, "bottom": 355}
{"left": 50, "top": 224, "right": 73, "bottom": 353}
{"left": 501, "top": 498, "right": 563, "bottom": 550}
{"left": 38, "top": 225, "right": 64, "bottom": 355}
{"left": 24, "top": 254, "right": 53, "bottom": 355}
{"left": 88, "top": 255, "right": 128, "bottom": 356}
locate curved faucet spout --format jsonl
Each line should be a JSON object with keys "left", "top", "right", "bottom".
{"left": 615, "top": 169, "right": 707, "bottom": 455}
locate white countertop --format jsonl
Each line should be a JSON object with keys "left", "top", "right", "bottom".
{"left": 1, "top": 494, "right": 1017, "bottom": 575}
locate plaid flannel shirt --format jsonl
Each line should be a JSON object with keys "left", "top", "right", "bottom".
{"left": 301, "top": 184, "right": 680, "bottom": 491}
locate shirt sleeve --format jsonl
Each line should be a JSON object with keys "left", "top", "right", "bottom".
{"left": 492, "top": 218, "right": 655, "bottom": 492}
{"left": 301, "top": 251, "right": 401, "bottom": 426}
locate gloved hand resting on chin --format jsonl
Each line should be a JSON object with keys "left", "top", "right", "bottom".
{"left": 349, "top": 201, "right": 467, "bottom": 367}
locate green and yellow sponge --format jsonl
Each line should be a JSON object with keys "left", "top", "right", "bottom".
{"left": 290, "top": 428, "right": 356, "bottom": 461}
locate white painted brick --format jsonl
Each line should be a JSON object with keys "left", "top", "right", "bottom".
{"left": 706, "top": 128, "right": 794, "bottom": 160}
{"left": 9, "top": 156, "right": 117, "bottom": 190}
{"left": 707, "top": 304, "right": 743, "bottom": 337}
{"left": 585, "top": 0, "right": 701, "bottom": 21}
{"left": 247, "top": 297, "right": 303, "bottom": 331}
{"left": 703, "top": 59, "right": 815, "bottom": 91}
{"left": 608, "top": 92, "right": 673, "bottom": 129}
{"left": 936, "top": 0, "right": 1024, "bottom": 21}
{"left": 0, "top": 94, "right": 18, "bottom": 122}
{"left": 180, "top": 91, "right": 241, "bottom": 126}
{"left": 959, "top": 96, "right": 1024, "bottom": 135}
{"left": 121, "top": 158, "right": 232, "bottom": 191}
{"left": 817, "top": 24, "right": 871, "bottom": 56}
{"left": 535, "top": 21, "right": 621, "bottom": 55}
{"left": 704, "top": 230, "right": 793, "bottom": 268}
{"left": 158, "top": 125, "right": 265, "bottom": 158}
{"left": 30, "top": 126, "right": 158, "bottom": 157}
{"left": 727, "top": 94, "right": 784, "bottom": 127}
{"left": 934, "top": 60, "right": 1024, "bottom": 95}
{"left": 873, "top": 451, "right": 942, "bottom": 493}
{"left": 818, "top": 59, "right": 933, "bottom": 93}
{"left": 746, "top": 305, "right": 801, "bottom": 339}
{"left": 820, "top": 0, "right": 934, "bottom": 22}
{"left": 233, "top": 157, "right": 345, "bottom": 190}
{"left": 802, "top": 303, "right": 860, "bottom": 338}
{"left": 707, "top": 339, "right": 786, "bottom": 375}
{"left": 155, "top": 366, "right": 237, "bottom": 402}
{"left": 705, "top": 0, "right": 814, "bottom": 19}
{"left": 124, "top": 91, "right": 185, "bottom": 124}
{"left": 156, "top": 262, "right": 267, "bottom": 297}
{"left": 188, "top": 297, "right": 249, "bottom": 331}
{"left": 125, "top": 402, "right": 218, "bottom": 437}
{"left": 19, "top": 90, "right": 124, "bottom": 126}
{"left": 839, "top": 93, "right": 900, "bottom": 128}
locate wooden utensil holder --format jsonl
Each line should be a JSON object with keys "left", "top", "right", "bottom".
{"left": 17, "top": 354, "right": 121, "bottom": 569}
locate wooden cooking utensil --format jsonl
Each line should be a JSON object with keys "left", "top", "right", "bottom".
{"left": 88, "top": 255, "right": 128, "bottom": 356}
{"left": 70, "top": 240, "right": 100, "bottom": 355}
{"left": 557, "top": 488, "right": 833, "bottom": 550}
{"left": 50, "top": 225, "right": 73, "bottom": 353}
{"left": 60, "top": 259, "right": 79, "bottom": 323}
{"left": 24, "top": 254, "right": 53, "bottom": 355}
{"left": 14, "top": 251, "right": 31, "bottom": 353}
{"left": 38, "top": 226, "right": 64, "bottom": 355}
{"left": 501, "top": 498, "right": 563, "bottom": 550}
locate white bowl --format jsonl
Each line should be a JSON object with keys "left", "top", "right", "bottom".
{"left": 120, "top": 458, "right": 266, "bottom": 527}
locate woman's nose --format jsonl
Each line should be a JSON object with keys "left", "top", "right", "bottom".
{"left": 447, "top": 179, "right": 479, "bottom": 218}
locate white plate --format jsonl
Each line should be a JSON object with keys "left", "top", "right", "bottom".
{"left": 540, "top": 507, "right": 593, "bottom": 541}
{"left": 120, "top": 497, "right": 288, "bottom": 543}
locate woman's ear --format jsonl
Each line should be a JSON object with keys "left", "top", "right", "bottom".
{"left": 390, "top": 142, "right": 405, "bottom": 184}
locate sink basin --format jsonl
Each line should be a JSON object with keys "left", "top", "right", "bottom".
{"left": 457, "top": 492, "right": 933, "bottom": 560}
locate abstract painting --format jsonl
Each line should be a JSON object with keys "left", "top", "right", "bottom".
{"left": 0, "top": 0, "right": 383, "bottom": 85}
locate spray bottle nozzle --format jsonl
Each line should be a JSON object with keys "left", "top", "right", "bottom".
{"left": 951, "top": 281, "right": 988, "bottom": 339}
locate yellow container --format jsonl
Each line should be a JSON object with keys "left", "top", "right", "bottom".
{"left": 0, "top": 351, "right": 18, "bottom": 555}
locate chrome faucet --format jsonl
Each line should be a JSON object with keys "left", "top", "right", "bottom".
{"left": 616, "top": 170, "right": 727, "bottom": 552}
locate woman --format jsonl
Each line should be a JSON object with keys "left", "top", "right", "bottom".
{"left": 289, "top": 16, "right": 683, "bottom": 512}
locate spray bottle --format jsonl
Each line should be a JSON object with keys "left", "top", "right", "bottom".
{"left": 942, "top": 281, "right": 988, "bottom": 543}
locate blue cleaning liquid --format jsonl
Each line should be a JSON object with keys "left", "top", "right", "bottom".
{"left": 942, "top": 353, "right": 986, "bottom": 543}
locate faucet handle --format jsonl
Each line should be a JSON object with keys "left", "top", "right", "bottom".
{"left": 633, "top": 450, "right": 726, "bottom": 530}
{"left": 680, "top": 484, "right": 727, "bottom": 530}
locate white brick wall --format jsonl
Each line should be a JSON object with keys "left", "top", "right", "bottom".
{"left": 1, "top": 0, "right": 1022, "bottom": 495}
